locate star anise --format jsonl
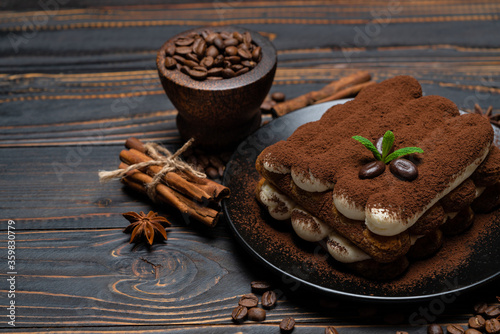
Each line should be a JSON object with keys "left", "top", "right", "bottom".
{"left": 469, "top": 104, "right": 499, "bottom": 127}
{"left": 122, "top": 211, "right": 170, "bottom": 245}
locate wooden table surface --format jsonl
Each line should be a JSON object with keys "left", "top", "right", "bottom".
{"left": 1, "top": 1, "right": 499, "bottom": 333}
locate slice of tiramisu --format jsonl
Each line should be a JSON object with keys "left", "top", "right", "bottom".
{"left": 255, "top": 76, "right": 500, "bottom": 279}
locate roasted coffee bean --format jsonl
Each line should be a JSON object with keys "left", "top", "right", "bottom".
{"left": 446, "top": 324, "right": 465, "bottom": 334}
{"left": 185, "top": 53, "right": 199, "bottom": 63}
{"left": 474, "top": 302, "right": 488, "bottom": 314}
{"left": 204, "top": 32, "right": 220, "bottom": 44}
{"left": 165, "top": 43, "right": 176, "bottom": 56}
{"left": 252, "top": 46, "right": 262, "bottom": 61}
{"left": 238, "top": 293, "right": 259, "bottom": 308}
{"left": 164, "top": 57, "right": 177, "bottom": 69}
{"left": 209, "top": 155, "right": 225, "bottom": 170}
{"left": 375, "top": 136, "right": 394, "bottom": 156}
{"left": 193, "top": 66, "right": 208, "bottom": 72}
{"left": 183, "top": 59, "right": 199, "bottom": 68}
{"left": 231, "top": 305, "right": 247, "bottom": 323}
{"left": 200, "top": 56, "right": 214, "bottom": 68}
{"left": 325, "top": 326, "right": 339, "bottom": 334}
{"left": 224, "top": 37, "right": 239, "bottom": 47}
{"left": 243, "top": 31, "right": 252, "bottom": 45}
{"left": 214, "top": 55, "right": 225, "bottom": 67}
{"left": 396, "top": 332, "right": 409, "bottom": 334}
{"left": 242, "top": 60, "right": 257, "bottom": 68}
{"left": 206, "top": 166, "right": 219, "bottom": 179}
{"left": 220, "top": 31, "right": 232, "bottom": 39}
{"left": 262, "top": 290, "right": 277, "bottom": 308}
{"left": 206, "top": 45, "right": 219, "bottom": 58}
{"left": 207, "top": 67, "right": 223, "bottom": 77}
{"left": 237, "top": 48, "right": 252, "bottom": 60}
{"left": 486, "top": 305, "right": 500, "bottom": 317}
{"left": 236, "top": 67, "right": 250, "bottom": 76}
{"left": 180, "top": 65, "right": 190, "bottom": 75}
{"left": 280, "top": 317, "right": 295, "bottom": 333}
{"left": 175, "top": 46, "right": 192, "bottom": 55}
{"left": 222, "top": 68, "right": 236, "bottom": 78}
{"left": 271, "top": 92, "right": 286, "bottom": 102}
{"left": 359, "top": 160, "right": 386, "bottom": 179}
{"left": 173, "top": 55, "right": 186, "bottom": 64}
{"left": 251, "top": 280, "right": 272, "bottom": 293}
{"left": 192, "top": 38, "right": 207, "bottom": 58}
{"left": 390, "top": 158, "right": 418, "bottom": 181}
{"left": 200, "top": 29, "right": 211, "bottom": 39}
{"left": 247, "top": 307, "right": 266, "bottom": 322}
{"left": 233, "top": 31, "right": 243, "bottom": 42}
{"left": 231, "top": 64, "right": 244, "bottom": 71}
{"left": 218, "top": 165, "right": 225, "bottom": 176}
{"left": 260, "top": 101, "right": 274, "bottom": 114}
{"left": 223, "top": 60, "right": 231, "bottom": 68}
{"left": 486, "top": 319, "right": 500, "bottom": 334}
{"left": 428, "top": 324, "right": 444, "bottom": 334}
{"left": 225, "top": 46, "right": 238, "bottom": 56}
{"left": 188, "top": 68, "right": 207, "bottom": 80}
{"left": 227, "top": 56, "right": 241, "bottom": 64}
{"left": 469, "top": 315, "right": 486, "bottom": 330}
{"left": 465, "top": 329, "right": 483, "bottom": 334}
{"left": 213, "top": 36, "right": 225, "bottom": 50}
{"left": 175, "top": 37, "right": 194, "bottom": 46}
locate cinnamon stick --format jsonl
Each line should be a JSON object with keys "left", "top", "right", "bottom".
{"left": 314, "top": 81, "right": 376, "bottom": 104}
{"left": 118, "top": 162, "right": 220, "bottom": 227}
{"left": 125, "top": 137, "right": 230, "bottom": 201}
{"left": 273, "top": 71, "right": 371, "bottom": 117}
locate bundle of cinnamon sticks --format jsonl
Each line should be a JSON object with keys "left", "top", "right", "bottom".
{"left": 273, "top": 71, "right": 374, "bottom": 117}
{"left": 117, "top": 137, "right": 229, "bottom": 227}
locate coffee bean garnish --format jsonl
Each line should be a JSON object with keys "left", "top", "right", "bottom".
{"left": 359, "top": 160, "right": 386, "bottom": 179}
{"left": 485, "top": 305, "right": 500, "bottom": 317}
{"left": 325, "top": 326, "right": 339, "bottom": 334}
{"left": 280, "top": 317, "right": 295, "bottom": 333}
{"left": 485, "top": 319, "right": 500, "bottom": 334}
{"left": 428, "top": 324, "right": 444, "bottom": 334}
{"left": 251, "top": 280, "right": 272, "bottom": 294}
{"left": 446, "top": 324, "right": 465, "bottom": 334}
{"left": 166, "top": 29, "right": 261, "bottom": 81}
{"left": 238, "top": 293, "right": 259, "bottom": 308}
{"left": 247, "top": 307, "right": 266, "bottom": 322}
{"left": 262, "top": 290, "right": 277, "bottom": 308}
{"left": 390, "top": 158, "right": 418, "bottom": 181}
{"left": 469, "top": 315, "right": 486, "bottom": 330}
{"left": 231, "top": 305, "right": 248, "bottom": 323}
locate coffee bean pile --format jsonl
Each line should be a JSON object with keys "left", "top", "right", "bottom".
{"left": 164, "top": 30, "right": 262, "bottom": 81}
{"left": 426, "top": 297, "right": 500, "bottom": 334}
{"left": 182, "top": 148, "right": 231, "bottom": 180}
{"left": 231, "top": 281, "right": 276, "bottom": 324}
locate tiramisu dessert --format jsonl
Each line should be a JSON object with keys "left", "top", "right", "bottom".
{"left": 255, "top": 76, "right": 500, "bottom": 279}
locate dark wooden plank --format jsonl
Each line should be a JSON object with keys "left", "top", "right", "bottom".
{"left": 0, "top": 226, "right": 496, "bottom": 329}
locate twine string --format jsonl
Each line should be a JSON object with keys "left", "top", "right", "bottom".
{"left": 98, "top": 138, "right": 205, "bottom": 201}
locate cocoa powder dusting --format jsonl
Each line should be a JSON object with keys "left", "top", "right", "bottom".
{"left": 258, "top": 76, "right": 494, "bottom": 222}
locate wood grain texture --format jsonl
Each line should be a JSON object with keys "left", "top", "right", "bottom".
{"left": 0, "top": 0, "right": 499, "bottom": 332}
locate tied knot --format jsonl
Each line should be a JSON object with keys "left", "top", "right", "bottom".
{"left": 98, "top": 138, "right": 205, "bottom": 201}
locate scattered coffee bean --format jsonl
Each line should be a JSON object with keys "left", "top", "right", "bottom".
{"left": 325, "top": 326, "right": 339, "bottom": 334}
{"left": 260, "top": 100, "right": 274, "bottom": 114}
{"left": 239, "top": 293, "right": 259, "bottom": 308}
{"left": 247, "top": 307, "right": 266, "bottom": 322}
{"left": 205, "top": 166, "right": 219, "bottom": 179}
{"left": 428, "top": 324, "right": 444, "bottom": 334}
{"left": 486, "top": 319, "right": 500, "bottom": 334}
{"left": 359, "top": 160, "right": 386, "bottom": 179}
{"left": 390, "top": 158, "right": 418, "bottom": 181}
{"left": 469, "top": 315, "right": 486, "bottom": 330}
{"left": 446, "top": 324, "right": 465, "bottom": 334}
{"left": 271, "top": 91, "right": 286, "bottom": 102}
{"left": 280, "top": 317, "right": 295, "bottom": 333}
{"left": 486, "top": 305, "right": 500, "bottom": 318}
{"left": 231, "top": 305, "right": 247, "bottom": 323}
{"left": 474, "top": 302, "right": 488, "bottom": 314}
{"left": 262, "top": 290, "right": 277, "bottom": 308}
{"left": 251, "top": 280, "right": 272, "bottom": 294}
{"left": 465, "top": 329, "right": 483, "bottom": 334}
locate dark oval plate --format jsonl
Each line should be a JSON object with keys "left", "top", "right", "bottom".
{"left": 222, "top": 100, "right": 500, "bottom": 302}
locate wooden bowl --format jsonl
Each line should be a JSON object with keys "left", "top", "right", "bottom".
{"left": 157, "top": 25, "right": 277, "bottom": 151}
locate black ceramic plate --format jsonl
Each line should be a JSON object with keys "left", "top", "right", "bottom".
{"left": 222, "top": 100, "right": 500, "bottom": 302}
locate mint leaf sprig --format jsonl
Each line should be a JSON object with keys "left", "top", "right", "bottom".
{"left": 352, "top": 130, "right": 423, "bottom": 164}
